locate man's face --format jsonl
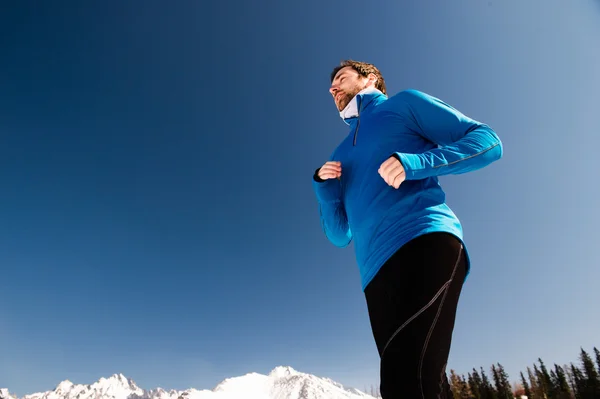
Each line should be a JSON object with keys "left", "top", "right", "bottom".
{"left": 329, "top": 66, "right": 370, "bottom": 111}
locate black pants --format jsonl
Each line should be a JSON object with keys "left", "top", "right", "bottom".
{"left": 364, "top": 232, "right": 466, "bottom": 399}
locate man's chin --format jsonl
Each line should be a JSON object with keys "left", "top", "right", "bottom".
{"left": 336, "top": 99, "right": 349, "bottom": 111}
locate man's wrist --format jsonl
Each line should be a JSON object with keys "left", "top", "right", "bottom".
{"left": 313, "top": 167, "right": 326, "bottom": 182}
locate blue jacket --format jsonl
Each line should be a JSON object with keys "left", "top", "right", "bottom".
{"left": 312, "top": 88, "right": 502, "bottom": 290}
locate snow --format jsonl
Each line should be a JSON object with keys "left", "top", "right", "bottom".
{"left": 0, "top": 389, "right": 17, "bottom": 399}
{"left": 19, "top": 373, "right": 145, "bottom": 399}
{"left": 54, "top": 381, "right": 73, "bottom": 395}
{"left": 269, "top": 366, "right": 297, "bottom": 378}
{"left": 212, "top": 371, "right": 269, "bottom": 395}
{"left": 2, "top": 366, "right": 374, "bottom": 399}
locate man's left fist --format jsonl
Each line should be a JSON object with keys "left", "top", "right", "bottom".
{"left": 378, "top": 156, "right": 405, "bottom": 189}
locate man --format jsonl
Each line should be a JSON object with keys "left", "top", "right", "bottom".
{"left": 312, "top": 60, "right": 502, "bottom": 398}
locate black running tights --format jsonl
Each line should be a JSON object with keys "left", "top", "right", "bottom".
{"left": 364, "top": 232, "right": 466, "bottom": 399}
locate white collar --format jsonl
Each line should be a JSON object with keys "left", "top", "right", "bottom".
{"left": 339, "top": 87, "right": 381, "bottom": 120}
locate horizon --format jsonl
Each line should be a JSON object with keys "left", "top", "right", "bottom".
{"left": 2, "top": 0, "right": 599, "bottom": 396}
{"left": 4, "top": 347, "right": 599, "bottom": 396}
{"left": 4, "top": 347, "right": 600, "bottom": 397}
{"left": 1, "top": 365, "right": 375, "bottom": 398}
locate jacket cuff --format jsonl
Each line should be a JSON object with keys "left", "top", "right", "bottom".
{"left": 393, "top": 152, "right": 425, "bottom": 180}
{"left": 313, "top": 167, "right": 326, "bottom": 182}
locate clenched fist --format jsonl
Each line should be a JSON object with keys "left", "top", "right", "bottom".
{"left": 317, "top": 161, "right": 342, "bottom": 180}
{"left": 378, "top": 156, "right": 405, "bottom": 189}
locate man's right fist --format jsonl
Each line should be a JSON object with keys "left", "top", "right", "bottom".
{"left": 318, "top": 161, "right": 342, "bottom": 180}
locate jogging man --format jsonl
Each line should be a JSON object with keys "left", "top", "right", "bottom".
{"left": 312, "top": 60, "right": 502, "bottom": 398}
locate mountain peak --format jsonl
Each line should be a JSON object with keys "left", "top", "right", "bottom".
{"left": 54, "top": 380, "right": 74, "bottom": 394}
{"left": 0, "top": 388, "right": 17, "bottom": 399}
{"left": 97, "top": 373, "right": 138, "bottom": 389}
{"left": 269, "top": 365, "right": 299, "bottom": 378}
{"left": 102, "top": 372, "right": 125, "bottom": 381}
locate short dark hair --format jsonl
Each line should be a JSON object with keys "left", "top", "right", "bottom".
{"left": 330, "top": 60, "right": 387, "bottom": 95}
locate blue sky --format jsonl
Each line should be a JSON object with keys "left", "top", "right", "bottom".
{"left": 1, "top": 0, "right": 599, "bottom": 395}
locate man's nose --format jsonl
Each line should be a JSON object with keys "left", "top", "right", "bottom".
{"left": 329, "top": 85, "right": 338, "bottom": 95}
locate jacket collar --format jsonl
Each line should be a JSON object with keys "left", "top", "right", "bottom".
{"left": 339, "top": 87, "right": 387, "bottom": 124}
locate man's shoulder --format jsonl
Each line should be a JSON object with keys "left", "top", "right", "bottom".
{"left": 380, "top": 89, "right": 437, "bottom": 113}
{"left": 376, "top": 89, "right": 422, "bottom": 113}
{"left": 387, "top": 88, "right": 429, "bottom": 102}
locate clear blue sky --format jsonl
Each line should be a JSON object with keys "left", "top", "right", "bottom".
{"left": 1, "top": 0, "right": 599, "bottom": 395}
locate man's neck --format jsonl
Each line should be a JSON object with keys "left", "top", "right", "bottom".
{"left": 339, "top": 87, "right": 382, "bottom": 120}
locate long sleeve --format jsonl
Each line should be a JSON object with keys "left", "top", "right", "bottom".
{"left": 312, "top": 169, "right": 352, "bottom": 247}
{"left": 393, "top": 89, "right": 503, "bottom": 180}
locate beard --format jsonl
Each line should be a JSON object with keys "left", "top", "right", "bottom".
{"left": 335, "top": 81, "right": 367, "bottom": 111}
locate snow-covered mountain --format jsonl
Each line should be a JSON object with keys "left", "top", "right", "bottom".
{"left": 1, "top": 366, "right": 376, "bottom": 399}
{"left": 1, "top": 389, "right": 18, "bottom": 399}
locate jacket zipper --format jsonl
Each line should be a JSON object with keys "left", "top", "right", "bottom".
{"left": 352, "top": 96, "right": 362, "bottom": 146}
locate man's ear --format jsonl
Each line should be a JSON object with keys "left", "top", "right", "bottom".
{"left": 367, "top": 73, "right": 378, "bottom": 87}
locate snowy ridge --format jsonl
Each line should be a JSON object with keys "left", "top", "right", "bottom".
{"left": 1, "top": 389, "right": 18, "bottom": 399}
{"left": 19, "top": 373, "right": 144, "bottom": 399}
{"left": 2, "top": 366, "right": 375, "bottom": 399}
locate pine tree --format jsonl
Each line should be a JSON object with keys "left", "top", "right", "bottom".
{"left": 492, "top": 364, "right": 501, "bottom": 393}
{"left": 450, "top": 369, "right": 463, "bottom": 398}
{"left": 528, "top": 366, "right": 542, "bottom": 399}
{"left": 469, "top": 372, "right": 482, "bottom": 399}
{"left": 461, "top": 374, "right": 473, "bottom": 398}
{"left": 472, "top": 368, "right": 485, "bottom": 399}
{"left": 534, "top": 363, "right": 548, "bottom": 398}
{"left": 594, "top": 348, "right": 600, "bottom": 374}
{"left": 493, "top": 364, "right": 513, "bottom": 399}
{"left": 553, "top": 364, "right": 572, "bottom": 399}
{"left": 550, "top": 367, "right": 561, "bottom": 398}
{"left": 491, "top": 364, "right": 509, "bottom": 398}
{"left": 579, "top": 348, "right": 600, "bottom": 398}
{"left": 449, "top": 370, "right": 472, "bottom": 398}
{"left": 450, "top": 369, "right": 465, "bottom": 399}
{"left": 539, "top": 358, "right": 554, "bottom": 397}
{"left": 481, "top": 367, "right": 498, "bottom": 399}
{"left": 520, "top": 371, "right": 532, "bottom": 399}
{"left": 571, "top": 363, "right": 585, "bottom": 399}
{"left": 564, "top": 364, "right": 577, "bottom": 397}
{"left": 551, "top": 367, "right": 558, "bottom": 385}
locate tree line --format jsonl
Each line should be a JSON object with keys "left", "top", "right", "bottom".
{"left": 449, "top": 346, "right": 600, "bottom": 398}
